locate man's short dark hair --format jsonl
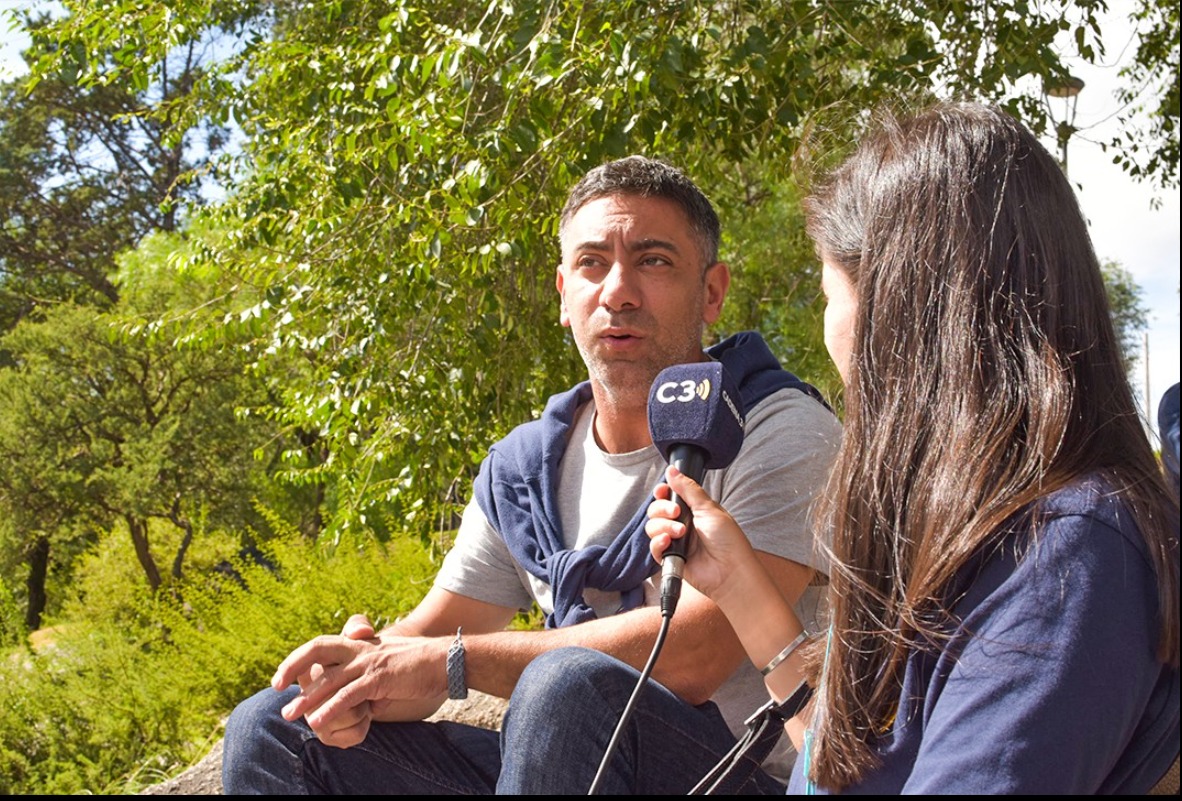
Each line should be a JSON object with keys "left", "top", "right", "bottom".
{"left": 559, "top": 155, "right": 721, "bottom": 268}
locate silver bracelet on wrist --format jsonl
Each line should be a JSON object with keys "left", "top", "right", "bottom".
{"left": 760, "top": 630, "right": 810, "bottom": 677}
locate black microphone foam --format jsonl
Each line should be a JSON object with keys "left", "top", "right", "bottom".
{"left": 647, "top": 361, "right": 745, "bottom": 617}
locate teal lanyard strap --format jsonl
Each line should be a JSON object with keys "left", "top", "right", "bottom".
{"left": 802, "top": 727, "right": 816, "bottom": 795}
{"left": 803, "top": 624, "right": 834, "bottom": 795}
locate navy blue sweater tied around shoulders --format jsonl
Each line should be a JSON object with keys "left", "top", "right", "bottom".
{"left": 471, "top": 331, "right": 828, "bottom": 628}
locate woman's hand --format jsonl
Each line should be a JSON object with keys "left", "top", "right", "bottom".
{"left": 648, "top": 465, "right": 811, "bottom": 714}
{"left": 645, "top": 465, "right": 762, "bottom": 604}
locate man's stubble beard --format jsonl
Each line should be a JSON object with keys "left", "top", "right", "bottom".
{"left": 582, "top": 353, "right": 664, "bottom": 411}
{"left": 572, "top": 314, "right": 706, "bottom": 412}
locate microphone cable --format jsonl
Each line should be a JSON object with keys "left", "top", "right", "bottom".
{"left": 585, "top": 605, "right": 808, "bottom": 795}
{"left": 588, "top": 510, "right": 690, "bottom": 794}
{"left": 686, "top": 681, "right": 812, "bottom": 794}
{"left": 586, "top": 609, "right": 672, "bottom": 795}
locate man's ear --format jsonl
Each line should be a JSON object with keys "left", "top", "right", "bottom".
{"left": 556, "top": 265, "right": 570, "bottom": 327}
{"left": 702, "top": 261, "right": 731, "bottom": 325}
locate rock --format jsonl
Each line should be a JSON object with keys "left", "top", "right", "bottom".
{"left": 430, "top": 689, "right": 511, "bottom": 732}
{"left": 140, "top": 740, "right": 224, "bottom": 796}
{"left": 139, "top": 692, "right": 509, "bottom": 795}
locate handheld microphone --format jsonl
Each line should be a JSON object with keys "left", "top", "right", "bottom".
{"left": 647, "top": 360, "right": 745, "bottom": 617}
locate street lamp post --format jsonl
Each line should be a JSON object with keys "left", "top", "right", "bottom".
{"left": 1044, "top": 74, "right": 1158, "bottom": 437}
{"left": 1045, "top": 75, "right": 1085, "bottom": 174}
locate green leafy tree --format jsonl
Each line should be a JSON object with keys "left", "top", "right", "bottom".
{"left": 1110, "top": 0, "right": 1179, "bottom": 188}
{"left": 0, "top": 3, "right": 1170, "bottom": 787}
{"left": 712, "top": 162, "right": 845, "bottom": 405}
{"left": 184, "top": 0, "right": 947, "bottom": 538}
{"left": 0, "top": 229, "right": 272, "bottom": 626}
{"left": 0, "top": 569, "right": 23, "bottom": 648}
{"left": 0, "top": 9, "right": 234, "bottom": 334}
{"left": 19, "top": 0, "right": 1179, "bottom": 546}
{"left": 1100, "top": 259, "right": 1151, "bottom": 373}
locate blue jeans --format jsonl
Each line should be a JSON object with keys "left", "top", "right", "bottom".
{"left": 222, "top": 646, "right": 785, "bottom": 794}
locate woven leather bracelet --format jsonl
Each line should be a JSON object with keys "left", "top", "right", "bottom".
{"left": 446, "top": 626, "right": 468, "bottom": 700}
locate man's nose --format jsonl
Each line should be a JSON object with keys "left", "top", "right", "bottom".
{"left": 599, "top": 261, "right": 641, "bottom": 311}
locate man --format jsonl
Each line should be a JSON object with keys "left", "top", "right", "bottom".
{"left": 1160, "top": 382, "right": 1179, "bottom": 497}
{"left": 221, "top": 156, "right": 840, "bottom": 794}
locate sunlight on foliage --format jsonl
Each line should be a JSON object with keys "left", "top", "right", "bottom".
{"left": 0, "top": 527, "right": 437, "bottom": 795}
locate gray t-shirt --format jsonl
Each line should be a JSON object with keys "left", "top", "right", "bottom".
{"left": 435, "top": 387, "right": 842, "bottom": 782}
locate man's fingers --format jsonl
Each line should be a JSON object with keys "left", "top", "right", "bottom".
{"left": 318, "top": 718, "right": 372, "bottom": 749}
{"left": 312, "top": 701, "right": 372, "bottom": 749}
{"left": 296, "top": 663, "right": 325, "bottom": 693}
{"left": 281, "top": 663, "right": 347, "bottom": 721}
{"left": 272, "top": 635, "right": 360, "bottom": 690}
{"left": 341, "top": 613, "right": 375, "bottom": 640}
{"left": 304, "top": 672, "right": 374, "bottom": 730}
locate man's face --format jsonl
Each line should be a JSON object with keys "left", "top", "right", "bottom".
{"left": 556, "top": 194, "right": 729, "bottom": 407}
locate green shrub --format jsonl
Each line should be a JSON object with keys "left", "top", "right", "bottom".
{"left": 0, "top": 530, "right": 437, "bottom": 795}
{"left": 0, "top": 577, "right": 21, "bottom": 648}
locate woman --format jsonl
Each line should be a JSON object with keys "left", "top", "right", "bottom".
{"left": 647, "top": 102, "right": 1180, "bottom": 794}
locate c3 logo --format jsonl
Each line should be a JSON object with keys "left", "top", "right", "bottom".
{"left": 656, "top": 378, "right": 711, "bottom": 403}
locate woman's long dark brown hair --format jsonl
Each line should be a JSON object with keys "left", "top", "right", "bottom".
{"left": 801, "top": 102, "right": 1179, "bottom": 791}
